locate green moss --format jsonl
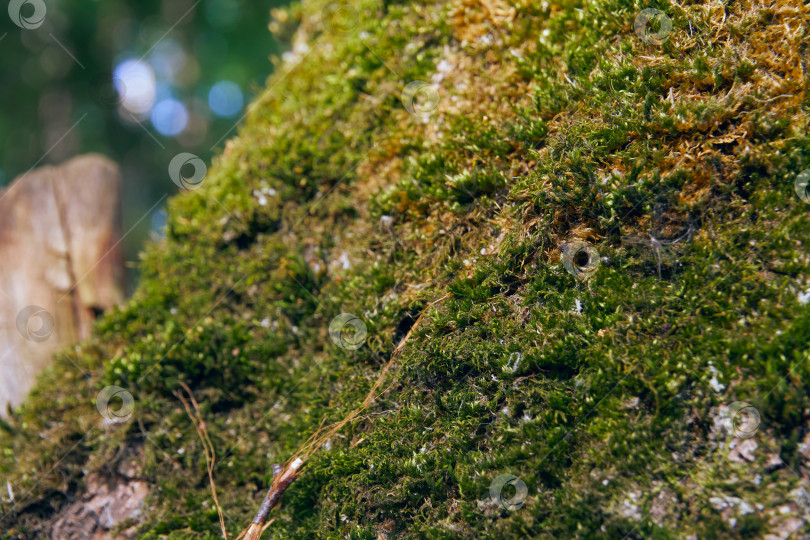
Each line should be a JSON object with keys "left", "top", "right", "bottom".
{"left": 2, "top": 0, "right": 810, "bottom": 538}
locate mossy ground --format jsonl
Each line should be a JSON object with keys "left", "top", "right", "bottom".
{"left": 2, "top": 0, "right": 810, "bottom": 538}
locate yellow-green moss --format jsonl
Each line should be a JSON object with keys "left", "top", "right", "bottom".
{"left": 2, "top": 0, "right": 810, "bottom": 538}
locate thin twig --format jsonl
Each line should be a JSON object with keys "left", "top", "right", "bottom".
{"left": 243, "top": 459, "right": 302, "bottom": 540}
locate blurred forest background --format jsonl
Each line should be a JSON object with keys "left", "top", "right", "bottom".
{"left": 0, "top": 0, "right": 293, "bottom": 291}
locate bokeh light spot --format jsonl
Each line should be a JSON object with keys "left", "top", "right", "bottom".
{"left": 151, "top": 207, "right": 167, "bottom": 237}
{"left": 151, "top": 98, "right": 188, "bottom": 136}
{"left": 208, "top": 81, "right": 243, "bottom": 117}
{"left": 113, "top": 59, "right": 156, "bottom": 116}
{"left": 150, "top": 39, "right": 187, "bottom": 83}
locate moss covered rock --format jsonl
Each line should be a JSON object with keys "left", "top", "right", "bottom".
{"left": 2, "top": 0, "right": 810, "bottom": 537}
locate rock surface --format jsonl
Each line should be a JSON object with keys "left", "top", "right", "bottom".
{"left": 50, "top": 474, "right": 147, "bottom": 540}
{"left": 0, "top": 154, "right": 124, "bottom": 415}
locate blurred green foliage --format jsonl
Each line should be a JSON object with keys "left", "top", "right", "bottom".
{"left": 0, "top": 0, "right": 292, "bottom": 289}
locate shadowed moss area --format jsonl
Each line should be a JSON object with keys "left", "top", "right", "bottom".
{"left": 2, "top": 0, "right": 810, "bottom": 538}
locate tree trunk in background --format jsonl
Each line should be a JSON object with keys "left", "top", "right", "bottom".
{"left": 0, "top": 154, "right": 124, "bottom": 416}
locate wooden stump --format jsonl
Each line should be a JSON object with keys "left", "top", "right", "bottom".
{"left": 0, "top": 154, "right": 124, "bottom": 416}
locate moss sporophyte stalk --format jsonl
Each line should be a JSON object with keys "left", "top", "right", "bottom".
{"left": 2, "top": 0, "right": 810, "bottom": 538}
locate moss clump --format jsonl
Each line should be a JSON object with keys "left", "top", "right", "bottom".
{"left": 2, "top": 0, "right": 809, "bottom": 538}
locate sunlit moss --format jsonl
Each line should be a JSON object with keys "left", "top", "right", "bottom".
{"left": 2, "top": 0, "right": 809, "bottom": 538}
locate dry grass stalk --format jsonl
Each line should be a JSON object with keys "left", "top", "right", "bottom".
{"left": 240, "top": 293, "right": 452, "bottom": 539}
{"left": 175, "top": 381, "right": 228, "bottom": 539}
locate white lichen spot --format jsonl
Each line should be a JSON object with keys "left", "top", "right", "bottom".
{"left": 738, "top": 500, "right": 754, "bottom": 515}
{"left": 436, "top": 58, "right": 452, "bottom": 76}
{"left": 253, "top": 190, "right": 268, "bottom": 206}
{"left": 620, "top": 492, "right": 642, "bottom": 520}
{"left": 708, "top": 361, "right": 726, "bottom": 393}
